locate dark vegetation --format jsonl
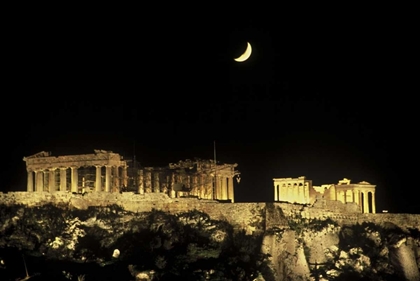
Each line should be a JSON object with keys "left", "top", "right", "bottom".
{"left": 329, "top": 222, "right": 411, "bottom": 281}
{"left": 0, "top": 203, "right": 273, "bottom": 280}
{"left": 286, "top": 212, "right": 417, "bottom": 281}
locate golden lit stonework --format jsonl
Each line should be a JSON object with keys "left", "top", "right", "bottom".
{"left": 23, "top": 150, "right": 240, "bottom": 202}
{"left": 273, "top": 176, "right": 376, "bottom": 213}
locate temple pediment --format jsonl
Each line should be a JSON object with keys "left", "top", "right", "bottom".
{"left": 23, "top": 151, "right": 51, "bottom": 160}
{"left": 358, "top": 181, "right": 371, "bottom": 185}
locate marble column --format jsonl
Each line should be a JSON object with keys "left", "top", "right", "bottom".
{"left": 105, "top": 165, "right": 111, "bottom": 192}
{"left": 191, "top": 175, "right": 198, "bottom": 196}
{"left": 221, "top": 176, "right": 227, "bottom": 200}
{"left": 283, "top": 184, "right": 287, "bottom": 202}
{"left": 49, "top": 168, "right": 56, "bottom": 193}
{"left": 169, "top": 173, "right": 174, "bottom": 192}
{"left": 354, "top": 190, "right": 359, "bottom": 205}
{"left": 298, "top": 184, "right": 303, "bottom": 203}
{"left": 218, "top": 176, "right": 223, "bottom": 199}
{"left": 372, "top": 191, "right": 376, "bottom": 213}
{"left": 329, "top": 186, "right": 336, "bottom": 201}
{"left": 213, "top": 175, "right": 219, "bottom": 199}
{"left": 185, "top": 175, "right": 191, "bottom": 190}
{"left": 279, "top": 184, "right": 283, "bottom": 201}
{"left": 145, "top": 170, "right": 152, "bottom": 193}
{"left": 200, "top": 174, "right": 205, "bottom": 199}
{"left": 293, "top": 184, "right": 298, "bottom": 203}
{"left": 27, "top": 170, "right": 34, "bottom": 192}
{"left": 357, "top": 190, "right": 362, "bottom": 212}
{"left": 165, "top": 175, "right": 171, "bottom": 195}
{"left": 291, "top": 184, "right": 295, "bottom": 202}
{"left": 153, "top": 172, "right": 160, "bottom": 193}
{"left": 43, "top": 170, "right": 48, "bottom": 192}
{"left": 113, "top": 166, "right": 120, "bottom": 190}
{"left": 95, "top": 166, "right": 102, "bottom": 192}
{"left": 304, "top": 185, "right": 310, "bottom": 204}
{"left": 287, "top": 184, "right": 292, "bottom": 202}
{"left": 138, "top": 169, "right": 144, "bottom": 194}
{"left": 206, "top": 174, "right": 212, "bottom": 199}
{"left": 36, "top": 170, "right": 43, "bottom": 192}
{"left": 363, "top": 191, "right": 369, "bottom": 213}
{"left": 60, "top": 168, "right": 67, "bottom": 191}
{"left": 274, "top": 184, "right": 278, "bottom": 201}
{"left": 71, "top": 167, "right": 78, "bottom": 193}
{"left": 122, "top": 166, "right": 128, "bottom": 187}
{"left": 228, "top": 176, "right": 234, "bottom": 203}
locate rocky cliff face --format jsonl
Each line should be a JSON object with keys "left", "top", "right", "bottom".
{"left": 0, "top": 195, "right": 419, "bottom": 280}
{"left": 262, "top": 207, "right": 420, "bottom": 281}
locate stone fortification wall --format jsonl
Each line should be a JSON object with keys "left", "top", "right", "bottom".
{"left": 312, "top": 198, "right": 361, "bottom": 213}
{"left": 354, "top": 213, "right": 420, "bottom": 230}
{"left": 1, "top": 192, "right": 419, "bottom": 231}
{"left": 0, "top": 192, "right": 266, "bottom": 234}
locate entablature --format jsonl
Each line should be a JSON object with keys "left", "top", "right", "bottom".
{"left": 24, "top": 150, "right": 127, "bottom": 171}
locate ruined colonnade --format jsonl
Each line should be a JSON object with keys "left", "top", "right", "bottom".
{"left": 137, "top": 161, "right": 237, "bottom": 201}
{"left": 23, "top": 150, "right": 128, "bottom": 193}
{"left": 26, "top": 165, "right": 128, "bottom": 193}
{"left": 330, "top": 185, "right": 376, "bottom": 213}
{"left": 23, "top": 153, "right": 240, "bottom": 202}
{"left": 273, "top": 177, "right": 377, "bottom": 214}
{"left": 273, "top": 177, "right": 312, "bottom": 204}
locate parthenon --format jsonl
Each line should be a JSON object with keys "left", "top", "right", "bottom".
{"left": 23, "top": 150, "right": 128, "bottom": 193}
{"left": 23, "top": 150, "right": 240, "bottom": 202}
{"left": 273, "top": 176, "right": 376, "bottom": 213}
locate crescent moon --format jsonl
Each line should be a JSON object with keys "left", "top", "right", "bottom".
{"left": 234, "top": 42, "right": 252, "bottom": 62}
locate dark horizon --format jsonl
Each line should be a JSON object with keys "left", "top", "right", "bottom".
{"left": 2, "top": 7, "right": 418, "bottom": 214}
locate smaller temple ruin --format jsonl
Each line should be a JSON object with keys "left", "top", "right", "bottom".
{"left": 23, "top": 151, "right": 240, "bottom": 202}
{"left": 273, "top": 176, "right": 376, "bottom": 213}
{"left": 138, "top": 159, "right": 239, "bottom": 201}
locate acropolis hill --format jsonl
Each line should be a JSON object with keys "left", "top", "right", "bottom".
{"left": 0, "top": 149, "right": 414, "bottom": 230}
{"left": 1, "top": 149, "right": 417, "bottom": 228}
{"left": 1, "top": 150, "right": 419, "bottom": 280}
{"left": 17, "top": 150, "right": 378, "bottom": 213}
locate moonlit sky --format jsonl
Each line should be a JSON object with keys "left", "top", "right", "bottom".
{"left": 3, "top": 6, "right": 418, "bottom": 213}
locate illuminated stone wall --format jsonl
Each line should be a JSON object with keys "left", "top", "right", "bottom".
{"left": 1, "top": 192, "right": 419, "bottom": 232}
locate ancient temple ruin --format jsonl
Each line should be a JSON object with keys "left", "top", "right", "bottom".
{"left": 157, "top": 159, "right": 240, "bottom": 202}
{"left": 272, "top": 176, "right": 313, "bottom": 205}
{"left": 23, "top": 150, "right": 128, "bottom": 193}
{"left": 273, "top": 176, "right": 376, "bottom": 213}
{"left": 23, "top": 151, "right": 240, "bottom": 202}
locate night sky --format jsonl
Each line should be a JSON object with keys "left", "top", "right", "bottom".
{"left": 3, "top": 7, "right": 418, "bottom": 213}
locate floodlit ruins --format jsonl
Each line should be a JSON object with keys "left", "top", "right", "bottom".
{"left": 273, "top": 176, "right": 376, "bottom": 213}
{"left": 23, "top": 150, "right": 240, "bottom": 202}
{"left": 23, "top": 150, "right": 377, "bottom": 212}
{"left": 23, "top": 150, "right": 129, "bottom": 193}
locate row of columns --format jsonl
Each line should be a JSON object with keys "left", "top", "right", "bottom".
{"left": 215, "top": 175, "right": 235, "bottom": 201}
{"left": 274, "top": 184, "right": 310, "bottom": 204}
{"left": 273, "top": 182, "right": 376, "bottom": 214}
{"left": 27, "top": 166, "right": 128, "bottom": 193}
{"left": 334, "top": 189, "right": 376, "bottom": 213}
{"left": 137, "top": 170, "right": 235, "bottom": 201}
